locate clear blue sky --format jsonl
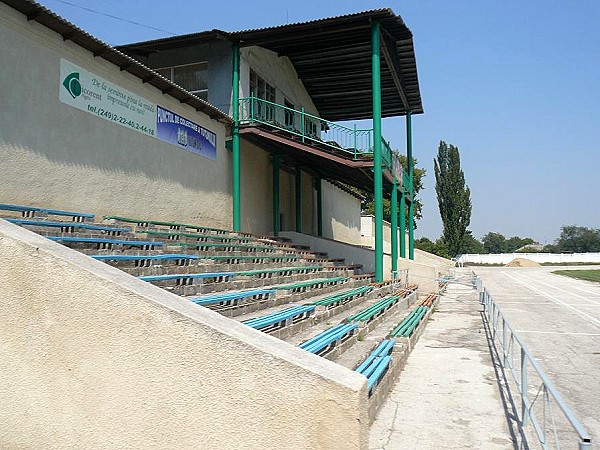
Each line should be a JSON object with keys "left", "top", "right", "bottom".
{"left": 42, "top": 0, "right": 600, "bottom": 244}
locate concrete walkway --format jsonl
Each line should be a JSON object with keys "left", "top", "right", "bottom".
{"left": 370, "top": 277, "right": 516, "bottom": 449}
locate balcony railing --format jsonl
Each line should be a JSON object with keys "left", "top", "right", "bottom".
{"left": 239, "top": 96, "right": 402, "bottom": 182}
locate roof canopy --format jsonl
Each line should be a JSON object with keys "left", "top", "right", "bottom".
{"left": 120, "top": 9, "right": 423, "bottom": 121}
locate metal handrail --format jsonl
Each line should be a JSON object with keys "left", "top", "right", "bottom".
{"left": 381, "top": 138, "right": 393, "bottom": 176}
{"left": 239, "top": 96, "right": 397, "bottom": 177}
{"left": 473, "top": 273, "right": 592, "bottom": 450}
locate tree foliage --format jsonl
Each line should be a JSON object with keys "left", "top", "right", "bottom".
{"left": 482, "top": 232, "right": 507, "bottom": 253}
{"left": 458, "top": 231, "right": 485, "bottom": 254}
{"left": 362, "top": 154, "right": 425, "bottom": 228}
{"left": 434, "top": 141, "right": 472, "bottom": 257}
{"left": 554, "top": 225, "right": 600, "bottom": 252}
{"left": 415, "top": 236, "right": 451, "bottom": 259}
{"left": 482, "top": 232, "right": 537, "bottom": 253}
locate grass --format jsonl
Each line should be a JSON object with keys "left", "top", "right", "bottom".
{"left": 552, "top": 269, "right": 600, "bottom": 283}
{"left": 541, "top": 262, "right": 600, "bottom": 266}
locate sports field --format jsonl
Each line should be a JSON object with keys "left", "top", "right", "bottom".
{"left": 553, "top": 269, "right": 600, "bottom": 283}
{"left": 475, "top": 266, "right": 600, "bottom": 446}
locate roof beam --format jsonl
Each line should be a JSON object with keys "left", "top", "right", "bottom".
{"left": 379, "top": 29, "right": 410, "bottom": 111}
{"left": 26, "top": 9, "right": 40, "bottom": 21}
{"left": 239, "top": 25, "right": 368, "bottom": 49}
{"left": 312, "top": 86, "right": 399, "bottom": 99}
{"left": 62, "top": 30, "right": 77, "bottom": 41}
{"left": 93, "top": 47, "right": 111, "bottom": 57}
{"left": 290, "top": 43, "right": 371, "bottom": 61}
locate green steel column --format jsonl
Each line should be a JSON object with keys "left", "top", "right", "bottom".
{"left": 400, "top": 187, "right": 406, "bottom": 258}
{"left": 406, "top": 111, "right": 415, "bottom": 260}
{"left": 231, "top": 43, "right": 241, "bottom": 231}
{"left": 371, "top": 21, "right": 384, "bottom": 282}
{"left": 295, "top": 165, "right": 302, "bottom": 233}
{"left": 316, "top": 176, "right": 323, "bottom": 237}
{"left": 390, "top": 180, "right": 398, "bottom": 275}
{"left": 272, "top": 155, "right": 280, "bottom": 237}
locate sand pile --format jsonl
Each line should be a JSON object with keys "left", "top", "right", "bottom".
{"left": 505, "top": 258, "right": 541, "bottom": 267}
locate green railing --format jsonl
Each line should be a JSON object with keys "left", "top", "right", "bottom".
{"left": 239, "top": 96, "right": 399, "bottom": 180}
{"left": 382, "top": 138, "right": 403, "bottom": 182}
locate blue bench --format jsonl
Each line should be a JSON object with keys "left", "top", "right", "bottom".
{"left": 355, "top": 339, "right": 395, "bottom": 392}
{"left": 7, "top": 219, "right": 129, "bottom": 234}
{"left": 139, "top": 272, "right": 235, "bottom": 284}
{"left": 243, "top": 305, "right": 315, "bottom": 331}
{"left": 48, "top": 236, "right": 162, "bottom": 249}
{"left": 92, "top": 254, "right": 198, "bottom": 267}
{"left": 0, "top": 203, "right": 94, "bottom": 221}
{"left": 138, "top": 265, "right": 323, "bottom": 285}
{"left": 299, "top": 323, "right": 358, "bottom": 355}
{"left": 190, "top": 289, "right": 275, "bottom": 306}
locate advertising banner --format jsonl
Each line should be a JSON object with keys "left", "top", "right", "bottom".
{"left": 59, "top": 58, "right": 217, "bottom": 160}
{"left": 59, "top": 58, "right": 157, "bottom": 138}
{"left": 156, "top": 106, "right": 217, "bottom": 160}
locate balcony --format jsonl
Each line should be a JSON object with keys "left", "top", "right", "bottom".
{"left": 239, "top": 97, "right": 402, "bottom": 184}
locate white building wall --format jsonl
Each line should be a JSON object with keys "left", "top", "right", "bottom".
{"left": 321, "top": 181, "right": 362, "bottom": 245}
{"left": 239, "top": 141, "right": 273, "bottom": 234}
{"left": 0, "top": 4, "right": 231, "bottom": 228}
{"left": 457, "top": 253, "right": 600, "bottom": 265}
{"left": 240, "top": 46, "right": 319, "bottom": 116}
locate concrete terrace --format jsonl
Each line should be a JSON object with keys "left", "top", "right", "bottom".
{"left": 370, "top": 273, "right": 515, "bottom": 449}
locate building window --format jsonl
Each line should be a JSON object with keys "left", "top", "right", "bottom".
{"left": 306, "top": 118, "right": 318, "bottom": 138}
{"left": 250, "top": 69, "right": 275, "bottom": 122}
{"left": 156, "top": 62, "right": 208, "bottom": 101}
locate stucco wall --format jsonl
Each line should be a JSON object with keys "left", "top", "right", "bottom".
{"left": 321, "top": 181, "right": 362, "bottom": 245}
{"left": 280, "top": 231, "right": 443, "bottom": 291}
{"left": 238, "top": 140, "right": 318, "bottom": 236}
{"left": 0, "top": 4, "right": 232, "bottom": 229}
{"left": 240, "top": 46, "right": 319, "bottom": 117}
{"left": 358, "top": 216, "right": 452, "bottom": 288}
{"left": 239, "top": 140, "right": 272, "bottom": 234}
{"left": 0, "top": 220, "right": 369, "bottom": 449}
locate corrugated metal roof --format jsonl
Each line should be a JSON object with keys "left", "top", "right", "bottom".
{"left": 229, "top": 8, "right": 395, "bottom": 35}
{"left": 119, "top": 8, "right": 423, "bottom": 121}
{"left": 1, "top": 0, "right": 232, "bottom": 124}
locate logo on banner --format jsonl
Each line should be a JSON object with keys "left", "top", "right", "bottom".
{"left": 62, "top": 72, "right": 82, "bottom": 99}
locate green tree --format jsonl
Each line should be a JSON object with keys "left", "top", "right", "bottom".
{"left": 414, "top": 236, "right": 451, "bottom": 259}
{"left": 415, "top": 237, "right": 435, "bottom": 254}
{"left": 482, "top": 232, "right": 537, "bottom": 253}
{"left": 458, "top": 231, "right": 485, "bottom": 254}
{"left": 434, "top": 141, "right": 472, "bottom": 257}
{"left": 482, "top": 232, "right": 507, "bottom": 253}
{"left": 556, "top": 226, "right": 600, "bottom": 252}
{"left": 362, "top": 154, "right": 425, "bottom": 227}
{"left": 506, "top": 236, "right": 535, "bottom": 252}
{"left": 432, "top": 237, "right": 451, "bottom": 259}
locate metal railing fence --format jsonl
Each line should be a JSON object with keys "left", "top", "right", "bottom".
{"left": 391, "top": 268, "right": 409, "bottom": 290}
{"left": 238, "top": 96, "right": 397, "bottom": 179}
{"left": 473, "top": 273, "right": 592, "bottom": 450}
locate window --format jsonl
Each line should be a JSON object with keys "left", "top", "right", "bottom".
{"left": 250, "top": 69, "right": 275, "bottom": 122}
{"left": 156, "top": 62, "right": 208, "bottom": 101}
{"left": 306, "top": 119, "right": 318, "bottom": 138}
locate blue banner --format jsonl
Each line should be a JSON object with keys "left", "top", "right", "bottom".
{"left": 156, "top": 106, "right": 217, "bottom": 160}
